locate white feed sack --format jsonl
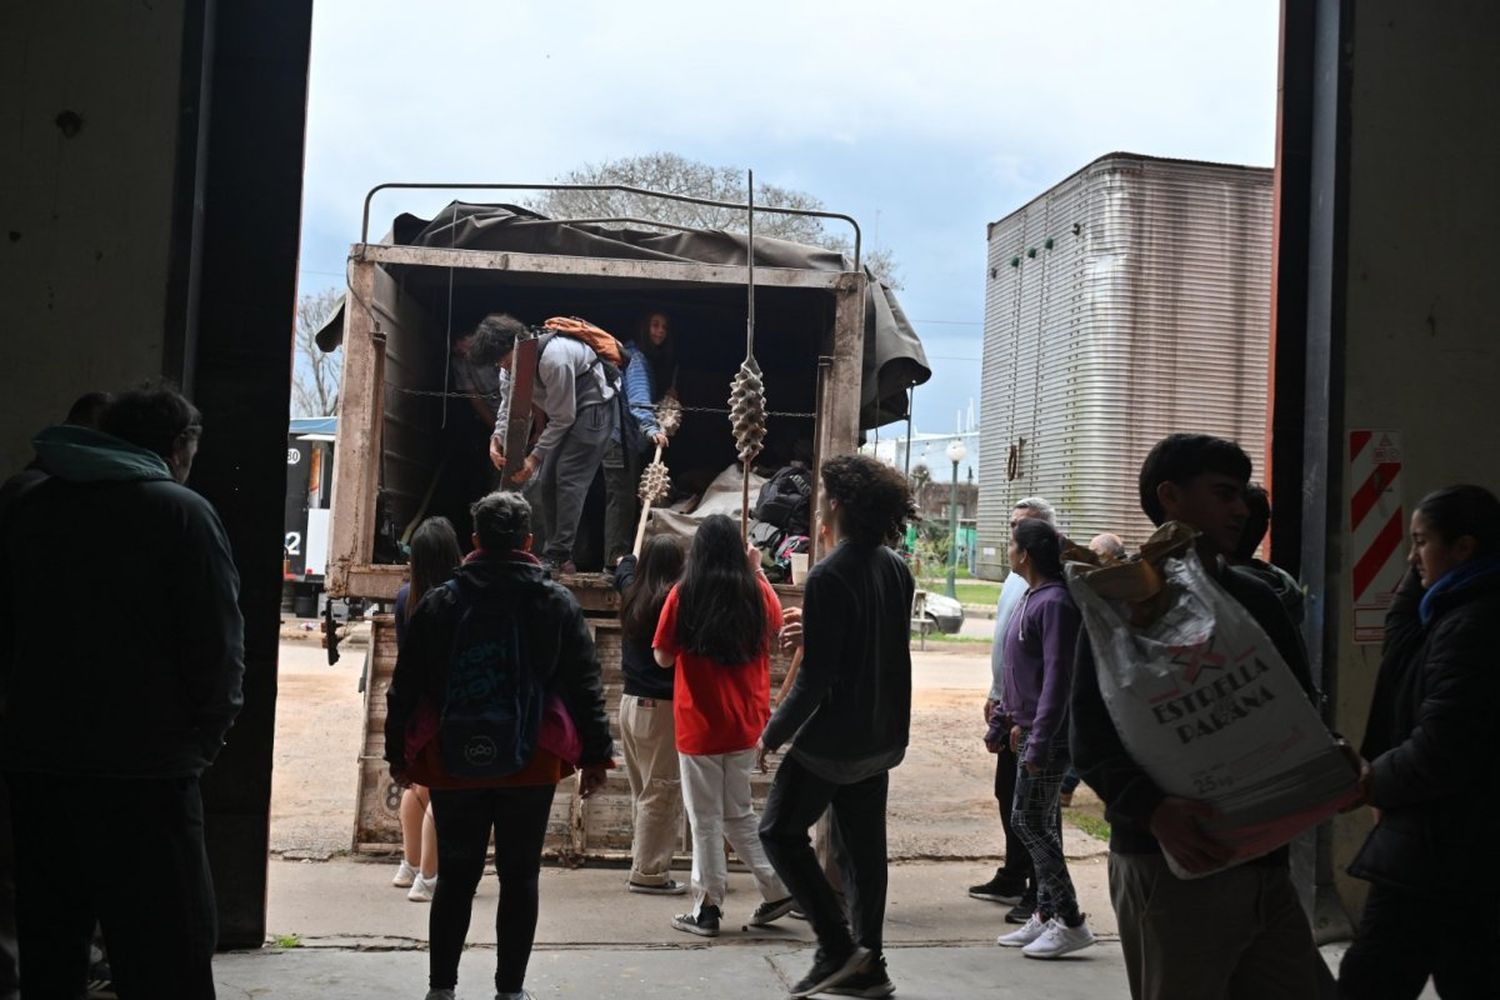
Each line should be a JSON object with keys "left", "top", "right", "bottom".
{"left": 1066, "top": 525, "right": 1360, "bottom": 879}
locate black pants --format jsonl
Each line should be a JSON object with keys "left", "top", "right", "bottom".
{"left": 428, "top": 783, "right": 556, "bottom": 994}
{"left": 760, "top": 755, "right": 889, "bottom": 958}
{"left": 6, "top": 771, "right": 217, "bottom": 1000}
{"left": 1340, "top": 883, "right": 1500, "bottom": 999}
{"left": 993, "top": 744, "right": 1033, "bottom": 882}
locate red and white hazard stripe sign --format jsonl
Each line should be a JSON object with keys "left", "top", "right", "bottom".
{"left": 1349, "top": 429, "right": 1405, "bottom": 643}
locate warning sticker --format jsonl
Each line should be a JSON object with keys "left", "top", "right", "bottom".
{"left": 1348, "top": 430, "right": 1405, "bottom": 644}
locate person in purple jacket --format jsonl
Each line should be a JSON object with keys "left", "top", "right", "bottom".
{"left": 991, "top": 518, "right": 1097, "bottom": 960}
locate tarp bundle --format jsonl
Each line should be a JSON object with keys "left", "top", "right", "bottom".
{"left": 1066, "top": 524, "right": 1360, "bottom": 878}
{"left": 318, "top": 202, "right": 930, "bottom": 430}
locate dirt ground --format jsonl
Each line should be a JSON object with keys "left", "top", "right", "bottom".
{"left": 268, "top": 635, "right": 1106, "bottom": 861}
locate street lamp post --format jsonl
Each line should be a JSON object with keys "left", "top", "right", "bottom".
{"left": 945, "top": 438, "right": 967, "bottom": 600}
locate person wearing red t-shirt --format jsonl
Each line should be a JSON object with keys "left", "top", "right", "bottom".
{"left": 653, "top": 514, "right": 796, "bottom": 937}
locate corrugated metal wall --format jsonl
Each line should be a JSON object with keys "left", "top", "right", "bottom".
{"left": 977, "top": 155, "right": 1272, "bottom": 577}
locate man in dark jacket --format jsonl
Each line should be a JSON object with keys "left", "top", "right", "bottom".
{"left": 384, "top": 491, "right": 613, "bottom": 1000}
{"left": 0, "top": 383, "right": 244, "bottom": 999}
{"left": 1070, "top": 434, "right": 1325, "bottom": 1000}
{"left": 758, "top": 455, "right": 916, "bottom": 1000}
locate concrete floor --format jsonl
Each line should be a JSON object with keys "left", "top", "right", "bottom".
{"left": 214, "top": 942, "right": 1132, "bottom": 999}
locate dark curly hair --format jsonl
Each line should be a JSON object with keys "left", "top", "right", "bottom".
{"left": 821, "top": 454, "right": 917, "bottom": 547}
{"left": 466, "top": 313, "right": 529, "bottom": 367}
{"left": 675, "top": 514, "right": 770, "bottom": 665}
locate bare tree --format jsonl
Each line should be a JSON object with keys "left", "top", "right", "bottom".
{"left": 526, "top": 152, "right": 903, "bottom": 289}
{"left": 291, "top": 287, "right": 343, "bottom": 416}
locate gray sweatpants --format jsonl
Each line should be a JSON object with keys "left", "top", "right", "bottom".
{"left": 524, "top": 402, "right": 611, "bottom": 566}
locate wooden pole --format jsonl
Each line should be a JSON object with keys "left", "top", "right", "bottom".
{"left": 632, "top": 443, "right": 665, "bottom": 558}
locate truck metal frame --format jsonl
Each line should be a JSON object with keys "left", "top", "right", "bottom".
{"left": 329, "top": 244, "right": 868, "bottom": 605}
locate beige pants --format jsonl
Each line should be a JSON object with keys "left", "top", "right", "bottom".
{"left": 679, "top": 749, "right": 788, "bottom": 916}
{"left": 1109, "top": 852, "right": 1319, "bottom": 1000}
{"left": 619, "top": 695, "right": 683, "bottom": 886}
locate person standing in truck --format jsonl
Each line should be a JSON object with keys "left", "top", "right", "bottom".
{"left": 469, "top": 313, "right": 615, "bottom": 574}
{"left": 603, "top": 310, "right": 677, "bottom": 567}
{"left": 1, "top": 382, "right": 245, "bottom": 999}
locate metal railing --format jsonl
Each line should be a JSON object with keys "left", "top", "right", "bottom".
{"left": 359, "top": 182, "right": 862, "bottom": 271}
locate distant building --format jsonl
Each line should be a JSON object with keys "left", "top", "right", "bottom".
{"left": 975, "top": 153, "right": 1272, "bottom": 579}
{"left": 915, "top": 480, "right": 978, "bottom": 522}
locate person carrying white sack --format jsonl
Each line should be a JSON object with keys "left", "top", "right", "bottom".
{"left": 1068, "top": 433, "right": 1336, "bottom": 1000}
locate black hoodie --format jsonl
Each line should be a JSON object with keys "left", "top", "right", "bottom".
{"left": 384, "top": 553, "right": 614, "bottom": 772}
{"left": 0, "top": 426, "right": 245, "bottom": 778}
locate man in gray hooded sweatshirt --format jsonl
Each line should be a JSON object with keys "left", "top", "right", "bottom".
{"left": 0, "top": 382, "right": 244, "bottom": 1000}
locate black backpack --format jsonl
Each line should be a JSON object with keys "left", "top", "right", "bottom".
{"left": 753, "top": 465, "right": 813, "bottom": 535}
{"left": 437, "top": 581, "right": 545, "bottom": 779}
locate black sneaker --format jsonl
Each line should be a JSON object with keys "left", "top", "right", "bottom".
{"left": 1005, "top": 891, "right": 1037, "bottom": 925}
{"left": 671, "top": 904, "right": 721, "bottom": 938}
{"left": 789, "top": 945, "right": 871, "bottom": 999}
{"left": 824, "top": 955, "right": 896, "bottom": 997}
{"left": 749, "top": 895, "right": 797, "bottom": 926}
{"left": 968, "top": 869, "right": 1026, "bottom": 904}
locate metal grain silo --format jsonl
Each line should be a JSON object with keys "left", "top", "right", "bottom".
{"left": 976, "top": 153, "right": 1272, "bottom": 577}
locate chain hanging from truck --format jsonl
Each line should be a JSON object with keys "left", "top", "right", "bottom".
{"left": 730, "top": 170, "right": 768, "bottom": 540}
{"left": 632, "top": 395, "right": 683, "bottom": 557}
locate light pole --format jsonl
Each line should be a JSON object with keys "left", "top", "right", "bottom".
{"left": 946, "top": 438, "right": 967, "bottom": 599}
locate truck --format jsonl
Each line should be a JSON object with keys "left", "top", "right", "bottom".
{"left": 282, "top": 415, "right": 335, "bottom": 618}
{"left": 317, "top": 184, "right": 930, "bottom": 859}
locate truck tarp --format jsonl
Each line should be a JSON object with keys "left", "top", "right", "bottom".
{"left": 317, "top": 202, "right": 930, "bottom": 429}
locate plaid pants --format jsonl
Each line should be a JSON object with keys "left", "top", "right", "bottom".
{"left": 1011, "top": 732, "right": 1080, "bottom": 925}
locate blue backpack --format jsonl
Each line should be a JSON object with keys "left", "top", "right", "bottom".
{"left": 437, "top": 580, "right": 545, "bottom": 778}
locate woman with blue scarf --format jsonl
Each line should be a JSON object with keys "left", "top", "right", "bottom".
{"left": 1340, "top": 484, "right": 1500, "bottom": 998}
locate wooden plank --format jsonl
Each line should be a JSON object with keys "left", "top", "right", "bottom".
{"left": 354, "top": 243, "right": 848, "bottom": 291}
{"left": 812, "top": 272, "right": 868, "bottom": 560}
{"left": 326, "top": 260, "right": 380, "bottom": 598}
{"left": 501, "top": 334, "right": 538, "bottom": 483}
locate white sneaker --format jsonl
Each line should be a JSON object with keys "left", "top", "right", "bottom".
{"left": 996, "top": 912, "right": 1049, "bottom": 948}
{"left": 1022, "top": 917, "right": 1097, "bottom": 959}
{"left": 408, "top": 874, "right": 437, "bottom": 902}
{"left": 393, "top": 859, "right": 418, "bottom": 888}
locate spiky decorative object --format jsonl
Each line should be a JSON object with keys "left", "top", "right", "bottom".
{"left": 638, "top": 459, "right": 671, "bottom": 506}
{"left": 728, "top": 358, "right": 767, "bottom": 464}
{"left": 657, "top": 394, "right": 683, "bottom": 438}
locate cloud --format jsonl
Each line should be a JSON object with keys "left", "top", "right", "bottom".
{"left": 298, "top": 0, "right": 1278, "bottom": 443}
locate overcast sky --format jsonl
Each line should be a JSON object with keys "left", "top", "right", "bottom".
{"left": 298, "top": 0, "right": 1279, "bottom": 479}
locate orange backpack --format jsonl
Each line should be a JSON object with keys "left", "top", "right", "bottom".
{"left": 541, "top": 316, "right": 624, "bottom": 368}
